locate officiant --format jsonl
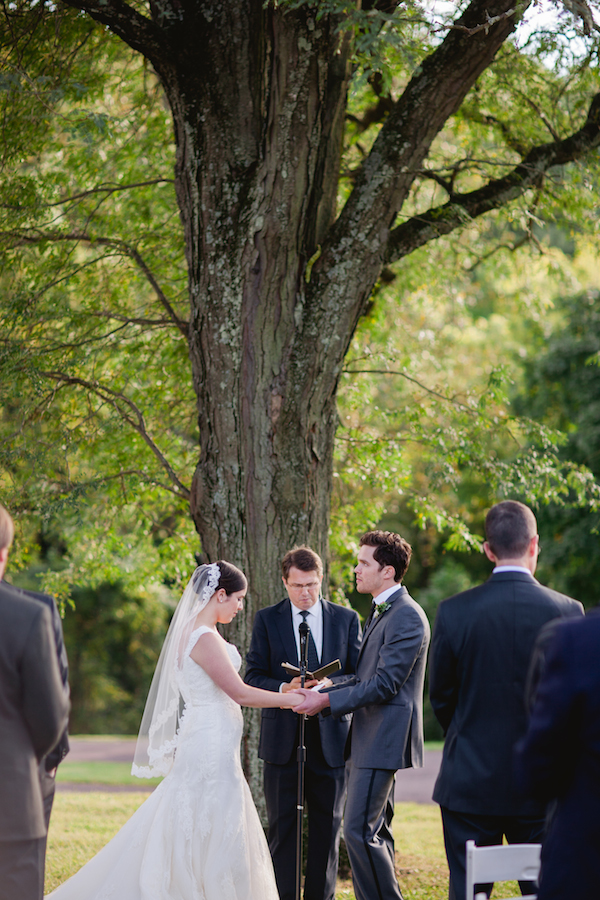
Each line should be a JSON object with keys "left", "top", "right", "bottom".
{"left": 245, "top": 546, "right": 361, "bottom": 900}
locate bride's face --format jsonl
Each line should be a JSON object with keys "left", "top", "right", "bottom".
{"left": 218, "top": 589, "right": 246, "bottom": 623}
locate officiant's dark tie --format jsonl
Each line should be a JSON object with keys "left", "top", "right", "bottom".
{"left": 300, "top": 611, "right": 320, "bottom": 675}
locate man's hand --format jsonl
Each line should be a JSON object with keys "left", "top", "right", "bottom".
{"left": 291, "top": 687, "right": 330, "bottom": 716}
{"left": 281, "top": 676, "right": 318, "bottom": 693}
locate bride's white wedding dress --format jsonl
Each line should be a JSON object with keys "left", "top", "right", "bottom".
{"left": 48, "top": 626, "right": 279, "bottom": 900}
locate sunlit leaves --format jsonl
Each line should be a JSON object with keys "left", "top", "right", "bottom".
{"left": 0, "top": 10, "right": 194, "bottom": 598}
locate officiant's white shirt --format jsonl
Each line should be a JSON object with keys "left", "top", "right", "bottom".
{"left": 290, "top": 598, "right": 323, "bottom": 661}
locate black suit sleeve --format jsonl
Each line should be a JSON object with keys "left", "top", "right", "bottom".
{"left": 515, "top": 623, "right": 577, "bottom": 802}
{"left": 43, "top": 596, "right": 70, "bottom": 768}
{"left": 244, "top": 610, "right": 285, "bottom": 692}
{"left": 429, "top": 604, "right": 459, "bottom": 734}
{"left": 21, "top": 605, "right": 70, "bottom": 761}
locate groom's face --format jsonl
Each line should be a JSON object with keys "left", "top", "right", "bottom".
{"left": 284, "top": 566, "right": 322, "bottom": 610}
{"left": 354, "top": 544, "right": 386, "bottom": 597}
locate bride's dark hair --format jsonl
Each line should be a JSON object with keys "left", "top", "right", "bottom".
{"left": 216, "top": 560, "right": 247, "bottom": 594}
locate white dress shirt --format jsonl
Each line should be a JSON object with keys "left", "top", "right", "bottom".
{"left": 492, "top": 566, "right": 532, "bottom": 575}
{"left": 370, "top": 583, "right": 404, "bottom": 608}
{"left": 290, "top": 598, "right": 323, "bottom": 661}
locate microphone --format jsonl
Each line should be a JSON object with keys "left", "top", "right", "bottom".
{"left": 298, "top": 621, "right": 309, "bottom": 666}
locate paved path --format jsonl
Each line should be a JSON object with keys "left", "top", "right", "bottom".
{"left": 67, "top": 737, "right": 137, "bottom": 763}
{"left": 394, "top": 750, "right": 441, "bottom": 805}
{"left": 61, "top": 739, "right": 441, "bottom": 802}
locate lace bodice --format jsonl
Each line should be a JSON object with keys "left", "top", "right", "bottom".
{"left": 177, "top": 625, "right": 242, "bottom": 709}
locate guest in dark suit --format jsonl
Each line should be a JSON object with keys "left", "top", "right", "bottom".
{"left": 245, "top": 546, "right": 361, "bottom": 900}
{"left": 429, "top": 500, "right": 584, "bottom": 900}
{"left": 294, "top": 531, "right": 430, "bottom": 900}
{"left": 516, "top": 610, "right": 600, "bottom": 900}
{"left": 0, "top": 504, "right": 70, "bottom": 900}
{"left": 12, "top": 584, "right": 70, "bottom": 879}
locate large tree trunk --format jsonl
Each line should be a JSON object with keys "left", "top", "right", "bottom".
{"left": 156, "top": 4, "right": 351, "bottom": 617}
{"left": 155, "top": 5, "right": 353, "bottom": 798}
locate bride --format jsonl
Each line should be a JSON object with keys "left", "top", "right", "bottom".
{"left": 48, "top": 561, "right": 302, "bottom": 899}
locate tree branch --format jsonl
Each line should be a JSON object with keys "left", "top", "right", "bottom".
{"left": 88, "top": 311, "right": 182, "bottom": 328}
{"left": 59, "top": 0, "right": 167, "bottom": 67}
{"left": 385, "top": 92, "right": 600, "bottom": 264}
{"left": 46, "top": 178, "right": 175, "bottom": 208}
{"left": 38, "top": 370, "right": 191, "bottom": 500}
{"left": 315, "top": 0, "right": 529, "bottom": 292}
{"left": 344, "top": 368, "right": 478, "bottom": 414}
{"left": 4, "top": 229, "right": 189, "bottom": 335}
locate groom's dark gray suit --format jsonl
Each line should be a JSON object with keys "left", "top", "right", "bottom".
{"left": 327, "top": 585, "right": 430, "bottom": 900}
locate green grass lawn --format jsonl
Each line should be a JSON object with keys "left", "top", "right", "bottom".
{"left": 57, "top": 760, "right": 162, "bottom": 786}
{"left": 45, "top": 792, "right": 523, "bottom": 899}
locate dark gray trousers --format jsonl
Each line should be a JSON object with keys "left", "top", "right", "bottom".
{"left": 343, "top": 759, "right": 403, "bottom": 900}
{"left": 0, "top": 838, "right": 45, "bottom": 900}
{"left": 0, "top": 765, "right": 55, "bottom": 900}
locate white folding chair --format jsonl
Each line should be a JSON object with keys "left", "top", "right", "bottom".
{"left": 465, "top": 840, "right": 541, "bottom": 900}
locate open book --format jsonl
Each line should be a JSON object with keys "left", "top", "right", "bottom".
{"left": 281, "top": 659, "right": 341, "bottom": 681}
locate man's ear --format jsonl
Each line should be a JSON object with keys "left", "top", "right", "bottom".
{"left": 483, "top": 541, "right": 497, "bottom": 563}
{"left": 0, "top": 546, "right": 8, "bottom": 579}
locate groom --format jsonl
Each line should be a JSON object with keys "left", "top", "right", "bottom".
{"left": 294, "top": 531, "right": 430, "bottom": 900}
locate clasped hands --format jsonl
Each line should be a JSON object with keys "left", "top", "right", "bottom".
{"left": 280, "top": 675, "right": 332, "bottom": 715}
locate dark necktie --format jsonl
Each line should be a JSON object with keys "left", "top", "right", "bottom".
{"left": 363, "top": 602, "right": 377, "bottom": 632}
{"left": 300, "top": 610, "right": 320, "bottom": 675}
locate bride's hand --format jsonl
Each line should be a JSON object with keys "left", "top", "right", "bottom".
{"left": 281, "top": 691, "right": 303, "bottom": 709}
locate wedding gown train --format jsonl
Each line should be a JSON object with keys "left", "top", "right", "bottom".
{"left": 48, "top": 626, "right": 279, "bottom": 900}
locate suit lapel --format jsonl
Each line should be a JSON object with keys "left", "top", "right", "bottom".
{"left": 275, "top": 598, "right": 300, "bottom": 665}
{"left": 357, "top": 585, "right": 407, "bottom": 662}
{"left": 321, "top": 599, "right": 333, "bottom": 664}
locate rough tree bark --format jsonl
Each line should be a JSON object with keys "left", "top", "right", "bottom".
{"left": 55, "top": 0, "right": 600, "bottom": 792}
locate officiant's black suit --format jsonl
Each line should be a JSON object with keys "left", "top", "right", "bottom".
{"left": 430, "top": 570, "right": 583, "bottom": 900}
{"left": 245, "top": 596, "right": 361, "bottom": 900}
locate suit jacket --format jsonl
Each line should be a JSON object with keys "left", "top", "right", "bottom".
{"left": 328, "top": 585, "right": 430, "bottom": 771}
{"left": 244, "top": 597, "right": 361, "bottom": 767}
{"left": 11, "top": 584, "right": 70, "bottom": 770}
{"left": 514, "top": 610, "right": 600, "bottom": 899}
{"left": 430, "top": 570, "right": 584, "bottom": 816}
{"left": 0, "top": 581, "right": 69, "bottom": 840}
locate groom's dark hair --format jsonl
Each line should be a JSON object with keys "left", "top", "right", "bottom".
{"left": 217, "top": 560, "right": 247, "bottom": 595}
{"left": 360, "top": 531, "right": 412, "bottom": 582}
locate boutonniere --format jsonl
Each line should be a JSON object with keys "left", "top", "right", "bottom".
{"left": 374, "top": 600, "right": 392, "bottom": 619}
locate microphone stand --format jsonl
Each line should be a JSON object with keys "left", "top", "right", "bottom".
{"left": 295, "top": 621, "right": 309, "bottom": 900}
